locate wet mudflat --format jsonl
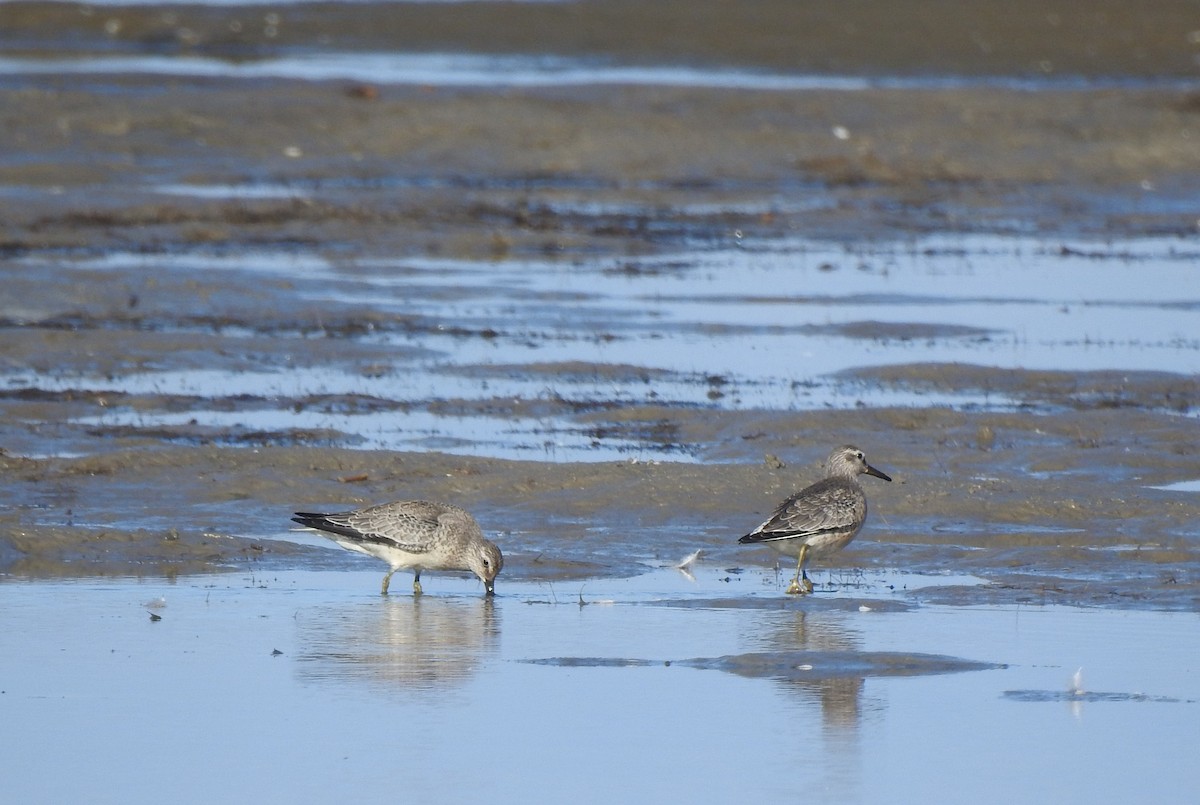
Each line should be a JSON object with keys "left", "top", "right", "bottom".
{"left": 2, "top": 0, "right": 1200, "bottom": 801}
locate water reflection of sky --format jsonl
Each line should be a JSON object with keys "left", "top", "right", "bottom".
{"left": 7, "top": 233, "right": 1198, "bottom": 460}
{"left": 3, "top": 52, "right": 1198, "bottom": 93}
{"left": 3, "top": 571, "right": 1198, "bottom": 803}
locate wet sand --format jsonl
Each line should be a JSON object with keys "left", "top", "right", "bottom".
{"left": 3, "top": 412, "right": 1199, "bottom": 610}
{"left": 4, "top": 0, "right": 1200, "bottom": 257}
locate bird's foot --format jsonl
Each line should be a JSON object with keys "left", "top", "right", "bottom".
{"left": 785, "top": 577, "right": 814, "bottom": 595}
{"left": 412, "top": 580, "right": 423, "bottom": 596}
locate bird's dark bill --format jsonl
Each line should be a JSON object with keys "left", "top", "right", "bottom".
{"left": 866, "top": 463, "right": 893, "bottom": 482}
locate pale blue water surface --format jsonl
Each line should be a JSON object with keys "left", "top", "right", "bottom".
{"left": 2, "top": 568, "right": 1196, "bottom": 803}
{"left": 2, "top": 53, "right": 1197, "bottom": 92}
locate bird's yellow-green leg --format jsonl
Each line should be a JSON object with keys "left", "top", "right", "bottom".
{"left": 786, "top": 543, "right": 813, "bottom": 595}
{"left": 412, "top": 571, "right": 423, "bottom": 596}
{"left": 381, "top": 569, "right": 396, "bottom": 596}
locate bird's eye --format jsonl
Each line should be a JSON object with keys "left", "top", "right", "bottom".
{"left": 482, "top": 560, "right": 490, "bottom": 568}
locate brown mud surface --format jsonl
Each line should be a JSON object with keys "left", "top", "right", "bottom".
{"left": 3, "top": 1, "right": 1200, "bottom": 252}
{"left": 3, "top": 403, "right": 1199, "bottom": 609}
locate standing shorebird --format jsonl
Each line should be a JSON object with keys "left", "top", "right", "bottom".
{"left": 738, "top": 445, "right": 891, "bottom": 595}
{"left": 292, "top": 500, "right": 503, "bottom": 596}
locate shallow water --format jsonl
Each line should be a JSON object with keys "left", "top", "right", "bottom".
{"left": 2, "top": 568, "right": 1197, "bottom": 803}
{"left": 7, "top": 52, "right": 1200, "bottom": 92}
{"left": 5, "top": 233, "right": 1197, "bottom": 462}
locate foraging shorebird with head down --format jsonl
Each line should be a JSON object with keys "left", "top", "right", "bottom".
{"left": 292, "top": 500, "right": 503, "bottom": 596}
{"left": 739, "top": 445, "right": 891, "bottom": 595}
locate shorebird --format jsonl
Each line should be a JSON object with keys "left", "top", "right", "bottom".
{"left": 292, "top": 500, "right": 503, "bottom": 596}
{"left": 739, "top": 445, "right": 891, "bottom": 595}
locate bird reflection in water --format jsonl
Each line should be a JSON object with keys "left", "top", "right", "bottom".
{"left": 295, "top": 595, "right": 500, "bottom": 692}
{"left": 743, "top": 608, "right": 872, "bottom": 800}
{"left": 740, "top": 609, "right": 873, "bottom": 731}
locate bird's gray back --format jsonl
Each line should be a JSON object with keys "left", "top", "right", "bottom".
{"left": 762, "top": 476, "right": 866, "bottom": 538}
{"left": 341, "top": 500, "right": 480, "bottom": 552}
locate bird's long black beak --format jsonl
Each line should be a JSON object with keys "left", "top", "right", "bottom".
{"left": 866, "top": 463, "right": 893, "bottom": 482}
{"left": 485, "top": 581, "right": 496, "bottom": 595}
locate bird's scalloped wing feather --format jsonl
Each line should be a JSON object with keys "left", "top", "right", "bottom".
{"left": 742, "top": 478, "right": 860, "bottom": 542}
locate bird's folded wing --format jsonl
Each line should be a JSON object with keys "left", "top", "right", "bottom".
{"left": 347, "top": 512, "right": 438, "bottom": 552}
{"left": 742, "top": 481, "right": 859, "bottom": 542}
{"left": 297, "top": 510, "right": 436, "bottom": 553}
{"left": 745, "top": 521, "right": 844, "bottom": 542}
{"left": 350, "top": 530, "right": 435, "bottom": 554}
